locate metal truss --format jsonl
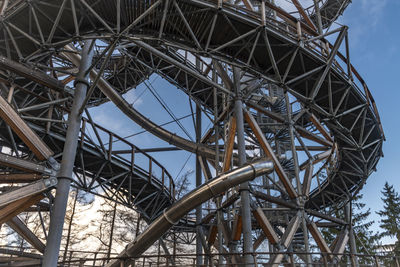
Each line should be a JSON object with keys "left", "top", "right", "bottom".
{"left": 0, "top": 0, "right": 384, "bottom": 266}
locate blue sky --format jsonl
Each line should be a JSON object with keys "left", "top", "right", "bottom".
{"left": 88, "top": 1, "right": 400, "bottom": 245}
{"left": 339, "top": 0, "right": 400, "bottom": 243}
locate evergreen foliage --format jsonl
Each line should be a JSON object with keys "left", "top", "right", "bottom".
{"left": 376, "top": 182, "right": 400, "bottom": 256}
{"left": 321, "top": 194, "right": 379, "bottom": 264}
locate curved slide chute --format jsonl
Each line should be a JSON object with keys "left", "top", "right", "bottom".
{"left": 107, "top": 161, "right": 273, "bottom": 267}
{"left": 63, "top": 48, "right": 220, "bottom": 161}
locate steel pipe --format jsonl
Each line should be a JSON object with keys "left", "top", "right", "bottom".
{"left": 106, "top": 161, "right": 273, "bottom": 267}
{"left": 62, "top": 46, "right": 220, "bottom": 161}
{"left": 42, "top": 40, "right": 94, "bottom": 267}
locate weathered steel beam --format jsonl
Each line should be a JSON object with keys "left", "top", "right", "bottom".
{"left": 0, "top": 153, "right": 53, "bottom": 174}
{"left": 244, "top": 110, "right": 298, "bottom": 199}
{"left": 0, "top": 57, "right": 66, "bottom": 93}
{"left": 222, "top": 116, "right": 236, "bottom": 172}
{"left": 0, "top": 172, "right": 41, "bottom": 183}
{"left": 253, "top": 207, "right": 279, "bottom": 245}
{"left": 0, "top": 94, "right": 54, "bottom": 160}
{"left": 0, "top": 178, "right": 56, "bottom": 207}
{"left": 7, "top": 216, "right": 46, "bottom": 253}
{"left": 308, "top": 221, "right": 333, "bottom": 259}
{"left": 0, "top": 194, "right": 44, "bottom": 224}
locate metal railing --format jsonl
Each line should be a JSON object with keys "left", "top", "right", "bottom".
{"left": 56, "top": 250, "right": 400, "bottom": 267}
{"left": 79, "top": 117, "right": 175, "bottom": 201}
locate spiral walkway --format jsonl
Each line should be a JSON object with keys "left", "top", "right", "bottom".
{"left": 0, "top": 0, "right": 384, "bottom": 266}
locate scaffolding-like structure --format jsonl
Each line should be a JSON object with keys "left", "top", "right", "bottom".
{"left": 0, "top": 0, "right": 388, "bottom": 266}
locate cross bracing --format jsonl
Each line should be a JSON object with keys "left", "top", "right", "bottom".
{"left": 0, "top": 0, "right": 385, "bottom": 266}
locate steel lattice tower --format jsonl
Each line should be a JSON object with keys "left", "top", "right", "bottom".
{"left": 0, "top": 0, "right": 386, "bottom": 266}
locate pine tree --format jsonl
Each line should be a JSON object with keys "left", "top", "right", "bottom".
{"left": 376, "top": 182, "right": 400, "bottom": 254}
{"left": 352, "top": 194, "right": 380, "bottom": 253}
{"left": 321, "top": 194, "right": 379, "bottom": 263}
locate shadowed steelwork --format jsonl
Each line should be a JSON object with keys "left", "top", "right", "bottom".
{"left": 0, "top": 0, "right": 384, "bottom": 266}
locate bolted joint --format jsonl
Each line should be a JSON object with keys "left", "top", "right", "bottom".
{"left": 44, "top": 177, "right": 58, "bottom": 187}
{"left": 47, "top": 156, "right": 60, "bottom": 172}
{"left": 73, "top": 77, "right": 90, "bottom": 88}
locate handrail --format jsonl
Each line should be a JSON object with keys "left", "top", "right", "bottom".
{"left": 80, "top": 117, "right": 175, "bottom": 200}
{"left": 206, "top": 0, "right": 384, "bottom": 139}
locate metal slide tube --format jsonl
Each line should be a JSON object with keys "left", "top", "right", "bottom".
{"left": 63, "top": 47, "right": 219, "bottom": 160}
{"left": 106, "top": 161, "right": 273, "bottom": 267}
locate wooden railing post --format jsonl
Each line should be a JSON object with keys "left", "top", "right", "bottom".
{"left": 374, "top": 255, "right": 380, "bottom": 267}
{"left": 92, "top": 252, "right": 97, "bottom": 266}
{"left": 322, "top": 253, "right": 328, "bottom": 267}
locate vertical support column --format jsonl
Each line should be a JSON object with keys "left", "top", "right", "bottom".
{"left": 43, "top": 40, "right": 94, "bottom": 267}
{"left": 196, "top": 102, "right": 203, "bottom": 266}
{"left": 233, "top": 67, "right": 254, "bottom": 266}
{"left": 213, "top": 67, "right": 225, "bottom": 265}
{"left": 285, "top": 92, "right": 311, "bottom": 266}
{"left": 345, "top": 200, "right": 359, "bottom": 267}
{"left": 313, "top": 0, "right": 323, "bottom": 34}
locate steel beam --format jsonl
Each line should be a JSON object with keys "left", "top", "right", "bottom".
{"left": 195, "top": 103, "right": 203, "bottom": 266}
{"left": 0, "top": 153, "right": 53, "bottom": 174}
{"left": 0, "top": 56, "right": 66, "bottom": 93}
{"left": 244, "top": 110, "right": 298, "bottom": 199}
{"left": 345, "top": 201, "right": 359, "bottom": 267}
{"left": 106, "top": 161, "right": 273, "bottom": 267}
{"left": 308, "top": 221, "right": 332, "bottom": 259}
{"left": 234, "top": 67, "right": 253, "bottom": 266}
{"left": 0, "top": 178, "right": 56, "bottom": 207}
{"left": 0, "top": 194, "right": 44, "bottom": 224}
{"left": 0, "top": 94, "right": 54, "bottom": 160}
{"left": 253, "top": 207, "right": 279, "bottom": 245}
{"left": 7, "top": 216, "right": 46, "bottom": 253}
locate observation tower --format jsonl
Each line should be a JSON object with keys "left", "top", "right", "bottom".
{"left": 0, "top": 0, "right": 385, "bottom": 266}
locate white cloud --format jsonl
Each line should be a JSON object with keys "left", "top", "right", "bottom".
{"left": 337, "top": 0, "right": 388, "bottom": 47}
{"left": 360, "top": 0, "right": 387, "bottom": 26}
{"left": 91, "top": 106, "right": 125, "bottom": 134}
{"left": 123, "top": 89, "right": 144, "bottom": 106}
